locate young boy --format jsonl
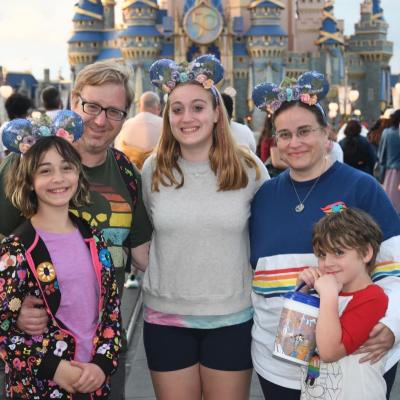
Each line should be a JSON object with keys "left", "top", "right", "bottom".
{"left": 298, "top": 208, "right": 388, "bottom": 400}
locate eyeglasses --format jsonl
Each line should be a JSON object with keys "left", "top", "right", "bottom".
{"left": 79, "top": 96, "right": 127, "bottom": 121}
{"left": 275, "top": 126, "right": 321, "bottom": 142}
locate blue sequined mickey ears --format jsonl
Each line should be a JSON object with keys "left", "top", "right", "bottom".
{"left": 252, "top": 71, "right": 330, "bottom": 114}
{"left": 149, "top": 54, "right": 224, "bottom": 94}
{"left": 2, "top": 110, "right": 84, "bottom": 155}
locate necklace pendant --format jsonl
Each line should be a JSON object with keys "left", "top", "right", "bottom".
{"left": 295, "top": 203, "right": 305, "bottom": 213}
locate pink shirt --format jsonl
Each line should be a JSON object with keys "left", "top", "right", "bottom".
{"left": 36, "top": 228, "right": 100, "bottom": 362}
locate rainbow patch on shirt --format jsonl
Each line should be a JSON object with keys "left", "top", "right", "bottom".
{"left": 252, "top": 266, "right": 308, "bottom": 298}
{"left": 321, "top": 201, "right": 347, "bottom": 214}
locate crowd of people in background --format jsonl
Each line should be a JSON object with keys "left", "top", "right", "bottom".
{"left": 0, "top": 56, "right": 399, "bottom": 400}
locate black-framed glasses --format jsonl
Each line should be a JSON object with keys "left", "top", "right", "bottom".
{"left": 79, "top": 96, "right": 127, "bottom": 121}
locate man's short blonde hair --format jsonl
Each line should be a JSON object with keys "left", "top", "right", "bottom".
{"left": 72, "top": 60, "right": 134, "bottom": 109}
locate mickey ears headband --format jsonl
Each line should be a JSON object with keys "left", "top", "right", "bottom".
{"left": 149, "top": 54, "right": 224, "bottom": 94}
{"left": 2, "top": 110, "right": 84, "bottom": 154}
{"left": 252, "top": 71, "right": 330, "bottom": 116}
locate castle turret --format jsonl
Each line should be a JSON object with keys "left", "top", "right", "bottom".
{"left": 294, "top": 0, "right": 323, "bottom": 54}
{"left": 316, "top": 1, "right": 345, "bottom": 86}
{"left": 347, "top": 0, "right": 392, "bottom": 121}
{"left": 246, "top": 1, "right": 287, "bottom": 85}
{"left": 102, "top": 0, "right": 116, "bottom": 29}
{"left": 68, "top": 0, "right": 105, "bottom": 78}
{"left": 120, "top": 0, "right": 161, "bottom": 91}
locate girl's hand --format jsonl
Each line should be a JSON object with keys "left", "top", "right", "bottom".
{"left": 297, "top": 267, "right": 322, "bottom": 290}
{"left": 53, "top": 360, "right": 81, "bottom": 393}
{"left": 314, "top": 274, "right": 342, "bottom": 296}
{"left": 71, "top": 361, "right": 106, "bottom": 393}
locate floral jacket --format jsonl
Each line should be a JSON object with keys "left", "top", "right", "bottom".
{"left": 0, "top": 215, "right": 121, "bottom": 399}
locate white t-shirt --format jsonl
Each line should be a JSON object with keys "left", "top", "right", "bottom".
{"left": 230, "top": 121, "right": 257, "bottom": 153}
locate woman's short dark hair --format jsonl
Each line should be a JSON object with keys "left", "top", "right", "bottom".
{"left": 344, "top": 120, "right": 362, "bottom": 137}
{"left": 6, "top": 136, "right": 90, "bottom": 218}
{"left": 272, "top": 101, "right": 328, "bottom": 128}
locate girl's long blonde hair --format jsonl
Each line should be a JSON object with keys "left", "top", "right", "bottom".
{"left": 152, "top": 83, "right": 260, "bottom": 192}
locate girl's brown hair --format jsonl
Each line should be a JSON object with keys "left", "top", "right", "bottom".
{"left": 6, "top": 136, "right": 90, "bottom": 218}
{"left": 312, "top": 208, "right": 383, "bottom": 274}
{"left": 151, "top": 82, "right": 260, "bottom": 192}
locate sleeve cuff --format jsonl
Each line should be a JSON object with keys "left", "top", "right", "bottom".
{"left": 36, "top": 353, "right": 62, "bottom": 380}
{"left": 92, "top": 354, "right": 116, "bottom": 377}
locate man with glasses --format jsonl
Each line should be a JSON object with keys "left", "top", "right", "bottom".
{"left": 0, "top": 60, "right": 152, "bottom": 399}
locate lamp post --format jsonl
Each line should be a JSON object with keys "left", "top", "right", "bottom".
{"left": 328, "top": 102, "right": 339, "bottom": 129}
{"left": 347, "top": 89, "right": 359, "bottom": 116}
{"left": 393, "top": 82, "right": 400, "bottom": 110}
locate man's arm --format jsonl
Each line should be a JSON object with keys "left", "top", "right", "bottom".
{"left": 131, "top": 241, "right": 150, "bottom": 272}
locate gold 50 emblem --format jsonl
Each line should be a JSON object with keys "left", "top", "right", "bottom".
{"left": 183, "top": 2, "right": 223, "bottom": 45}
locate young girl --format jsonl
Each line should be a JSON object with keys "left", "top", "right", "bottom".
{"left": 298, "top": 208, "right": 388, "bottom": 399}
{"left": 141, "top": 55, "right": 268, "bottom": 399}
{"left": 0, "top": 136, "right": 121, "bottom": 399}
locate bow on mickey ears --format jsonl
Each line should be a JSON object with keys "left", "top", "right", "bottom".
{"left": 2, "top": 110, "right": 84, "bottom": 154}
{"left": 149, "top": 54, "right": 224, "bottom": 94}
{"left": 252, "top": 71, "right": 330, "bottom": 115}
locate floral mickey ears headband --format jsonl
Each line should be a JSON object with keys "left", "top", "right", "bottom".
{"left": 2, "top": 110, "right": 84, "bottom": 154}
{"left": 149, "top": 54, "right": 224, "bottom": 100}
{"left": 252, "top": 71, "right": 330, "bottom": 119}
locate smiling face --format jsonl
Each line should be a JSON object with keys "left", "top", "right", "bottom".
{"left": 33, "top": 146, "right": 79, "bottom": 213}
{"left": 274, "top": 105, "right": 328, "bottom": 180}
{"left": 71, "top": 83, "right": 127, "bottom": 156}
{"left": 317, "top": 246, "right": 373, "bottom": 292}
{"left": 167, "top": 83, "right": 219, "bottom": 161}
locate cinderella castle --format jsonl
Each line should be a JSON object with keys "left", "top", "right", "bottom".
{"left": 68, "top": 0, "right": 392, "bottom": 124}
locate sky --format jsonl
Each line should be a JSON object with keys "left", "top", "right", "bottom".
{"left": 0, "top": 0, "right": 399, "bottom": 82}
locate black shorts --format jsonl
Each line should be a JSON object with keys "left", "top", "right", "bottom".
{"left": 143, "top": 320, "right": 253, "bottom": 372}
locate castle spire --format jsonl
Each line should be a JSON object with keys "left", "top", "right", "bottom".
{"left": 316, "top": 1, "right": 344, "bottom": 46}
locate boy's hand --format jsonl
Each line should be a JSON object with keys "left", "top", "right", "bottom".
{"left": 71, "top": 361, "right": 106, "bottom": 393}
{"left": 297, "top": 267, "right": 321, "bottom": 289}
{"left": 314, "top": 274, "right": 343, "bottom": 295}
{"left": 53, "top": 360, "right": 82, "bottom": 393}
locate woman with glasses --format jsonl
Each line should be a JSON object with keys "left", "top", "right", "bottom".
{"left": 250, "top": 72, "right": 400, "bottom": 399}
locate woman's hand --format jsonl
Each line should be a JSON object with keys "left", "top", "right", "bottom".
{"left": 354, "top": 323, "right": 395, "bottom": 364}
{"left": 297, "top": 267, "right": 322, "bottom": 290}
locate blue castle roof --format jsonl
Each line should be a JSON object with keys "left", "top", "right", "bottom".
{"left": 160, "top": 43, "right": 174, "bottom": 57}
{"left": 248, "top": 0, "right": 284, "bottom": 9}
{"left": 120, "top": 25, "right": 161, "bottom": 37}
{"left": 246, "top": 25, "right": 286, "bottom": 36}
{"left": 372, "top": 0, "right": 384, "bottom": 20}
{"left": 233, "top": 43, "right": 248, "bottom": 56}
{"left": 6, "top": 73, "right": 38, "bottom": 89}
{"left": 183, "top": 0, "right": 224, "bottom": 16}
{"left": 68, "top": 31, "right": 104, "bottom": 43}
{"left": 317, "top": 1, "right": 344, "bottom": 45}
{"left": 97, "top": 48, "right": 122, "bottom": 60}
{"left": 103, "top": 30, "right": 120, "bottom": 40}
{"left": 73, "top": 0, "right": 103, "bottom": 21}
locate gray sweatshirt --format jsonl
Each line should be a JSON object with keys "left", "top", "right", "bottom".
{"left": 141, "top": 154, "right": 268, "bottom": 316}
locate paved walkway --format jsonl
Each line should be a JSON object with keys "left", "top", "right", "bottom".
{"left": 122, "top": 287, "right": 400, "bottom": 400}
